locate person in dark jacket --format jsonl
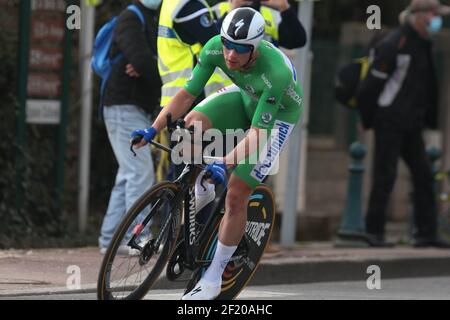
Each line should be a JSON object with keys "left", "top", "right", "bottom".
{"left": 356, "top": 0, "right": 450, "bottom": 248}
{"left": 99, "top": 0, "right": 162, "bottom": 253}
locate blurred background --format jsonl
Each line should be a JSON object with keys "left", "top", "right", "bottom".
{"left": 0, "top": 0, "right": 449, "bottom": 248}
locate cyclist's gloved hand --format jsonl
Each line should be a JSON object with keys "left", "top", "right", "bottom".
{"left": 131, "top": 127, "right": 157, "bottom": 143}
{"left": 205, "top": 161, "right": 228, "bottom": 186}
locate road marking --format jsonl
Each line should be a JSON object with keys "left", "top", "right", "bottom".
{"left": 144, "top": 288, "right": 296, "bottom": 300}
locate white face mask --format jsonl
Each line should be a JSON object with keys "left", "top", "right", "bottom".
{"left": 427, "top": 16, "right": 443, "bottom": 35}
{"left": 140, "top": 0, "right": 162, "bottom": 10}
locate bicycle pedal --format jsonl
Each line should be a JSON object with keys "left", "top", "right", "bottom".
{"left": 194, "top": 259, "right": 212, "bottom": 267}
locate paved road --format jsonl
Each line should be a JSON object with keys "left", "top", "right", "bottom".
{"left": 3, "top": 276, "right": 450, "bottom": 300}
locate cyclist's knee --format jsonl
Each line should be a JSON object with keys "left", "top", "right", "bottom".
{"left": 225, "top": 191, "right": 246, "bottom": 216}
{"left": 225, "top": 179, "right": 252, "bottom": 216}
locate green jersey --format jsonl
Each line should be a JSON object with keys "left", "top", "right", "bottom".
{"left": 184, "top": 35, "right": 303, "bottom": 130}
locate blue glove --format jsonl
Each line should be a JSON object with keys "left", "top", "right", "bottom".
{"left": 205, "top": 162, "right": 228, "bottom": 186}
{"left": 131, "top": 127, "right": 157, "bottom": 143}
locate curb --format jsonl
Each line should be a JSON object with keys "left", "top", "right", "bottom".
{"left": 250, "top": 256, "right": 450, "bottom": 286}
{"left": 2, "top": 256, "right": 450, "bottom": 298}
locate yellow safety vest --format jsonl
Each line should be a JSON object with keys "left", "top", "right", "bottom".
{"left": 214, "top": 2, "right": 279, "bottom": 45}
{"left": 158, "top": 0, "right": 231, "bottom": 107}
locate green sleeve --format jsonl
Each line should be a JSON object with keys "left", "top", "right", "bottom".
{"left": 251, "top": 75, "right": 289, "bottom": 129}
{"left": 184, "top": 37, "right": 219, "bottom": 97}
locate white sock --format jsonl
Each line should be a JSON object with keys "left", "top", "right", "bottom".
{"left": 195, "top": 171, "right": 215, "bottom": 213}
{"left": 202, "top": 241, "right": 237, "bottom": 286}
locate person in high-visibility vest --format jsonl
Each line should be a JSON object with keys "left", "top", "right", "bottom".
{"left": 214, "top": 0, "right": 307, "bottom": 49}
{"left": 85, "top": 0, "right": 101, "bottom": 6}
{"left": 158, "top": 0, "right": 231, "bottom": 107}
{"left": 158, "top": 0, "right": 306, "bottom": 108}
{"left": 157, "top": 0, "right": 231, "bottom": 187}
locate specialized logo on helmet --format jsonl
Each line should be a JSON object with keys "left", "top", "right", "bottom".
{"left": 234, "top": 19, "right": 245, "bottom": 37}
{"left": 222, "top": 7, "right": 264, "bottom": 49}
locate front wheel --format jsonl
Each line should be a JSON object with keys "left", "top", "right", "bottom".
{"left": 97, "top": 182, "right": 182, "bottom": 300}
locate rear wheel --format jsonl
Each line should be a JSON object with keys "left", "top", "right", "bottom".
{"left": 185, "top": 184, "right": 276, "bottom": 300}
{"left": 97, "top": 182, "right": 182, "bottom": 300}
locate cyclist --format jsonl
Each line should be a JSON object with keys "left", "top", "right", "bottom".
{"left": 132, "top": 7, "right": 303, "bottom": 300}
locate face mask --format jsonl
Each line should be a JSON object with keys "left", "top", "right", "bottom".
{"left": 140, "top": 0, "right": 162, "bottom": 10}
{"left": 427, "top": 16, "right": 443, "bottom": 35}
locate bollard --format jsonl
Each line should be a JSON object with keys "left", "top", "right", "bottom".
{"left": 408, "top": 147, "right": 442, "bottom": 238}
{"left": 334, "top": 141, "right": 369, "bottom": 248}
{"left": 427, "top": 147, "right": 442, "bottom": 177}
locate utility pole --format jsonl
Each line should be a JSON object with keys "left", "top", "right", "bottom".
{"left": 78, "top": 2, "right": 96, "bottom": 233}
{"left": 281, "top": 0, "right": 314, "bottom": 245}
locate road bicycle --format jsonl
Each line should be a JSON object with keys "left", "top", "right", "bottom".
{"left": 97, "top": 115, "right": 276, "bottom": 300}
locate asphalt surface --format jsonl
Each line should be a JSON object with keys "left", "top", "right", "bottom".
{"left": 3, "top": 276, "right": 450, "bottom": 300}
{"left": 2, "top": 243, "right": 450, "bottom": 299}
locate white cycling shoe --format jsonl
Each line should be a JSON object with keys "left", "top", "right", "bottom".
{"left": 181, "top": 279, "right": 221, "bottom": 300}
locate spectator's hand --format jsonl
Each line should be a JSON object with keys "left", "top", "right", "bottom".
{"left": 205, "top": 161, "right": 228, "bottom": 186}
{"left": 261, "top": 0, "right": 290, "bottom": 12}
{"left": 230, "top": 0, "right": 254, "bottom": 10}
{"left": 130, "top": 127, "right": 157, "bottom": 149}
{"left": 126, "top": 64, "right": 140, "bottom": 78}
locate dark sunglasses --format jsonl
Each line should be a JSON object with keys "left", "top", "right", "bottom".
{"left": 221, "top": 37, "right": 253, "bottom": 54}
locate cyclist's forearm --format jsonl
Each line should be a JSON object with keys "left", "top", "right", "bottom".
{"left": 152, "top": 89, "right": 197, "bottom": 132}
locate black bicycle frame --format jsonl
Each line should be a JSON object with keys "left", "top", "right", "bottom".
{"left": 172, "top": 162, "right": 227, "bottom": 271}
{"left": 130, "top": 113, "right": 227, "bottom": 271}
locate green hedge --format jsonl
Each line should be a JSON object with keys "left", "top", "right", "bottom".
{"left": 0, "top": 22, "right": 79, "bottom": 248}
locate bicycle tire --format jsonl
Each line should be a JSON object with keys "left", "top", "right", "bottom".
{"left": 185, "top": 184, "right": 276, "bottom": 300}
{"left": 97, "top": 182, "right": 182, "bottom": 300}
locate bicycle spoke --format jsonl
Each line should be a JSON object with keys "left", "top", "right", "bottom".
{"left": 114, "top": 258, "right": 147, "bottom": 298}
{"left": 98, "top": 183, "right": 182, "bottom": 300}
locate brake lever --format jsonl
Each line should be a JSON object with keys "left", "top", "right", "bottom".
{"left": 200, "top": 171, "right": 212, "bottom": 191}
{"left": 130, "top": 145, "right": 137, "bottom": 157}
{"left": 130, "top": 135, "right": 143, "bottom": 157}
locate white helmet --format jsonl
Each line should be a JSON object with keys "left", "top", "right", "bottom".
{"left": 220, "top": 7, "right": 266, "bottom": 50}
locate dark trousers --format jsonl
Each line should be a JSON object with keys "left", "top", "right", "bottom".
{"left": 366, "top": 128, "right": 437, "bottom": 238}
